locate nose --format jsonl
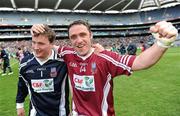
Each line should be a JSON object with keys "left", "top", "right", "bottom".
{"left": 76, "top": 36, "right": 83, "bottom": 43}
{"left": 33, "top": 43, "right": 39, "bottom": 50}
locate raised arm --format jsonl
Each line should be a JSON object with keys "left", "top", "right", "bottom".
{"left": 132, "top": 21, "right": 178, "bottom": 71}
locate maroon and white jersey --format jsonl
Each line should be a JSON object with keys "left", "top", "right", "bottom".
{"left": 59, "top": 46, "right": 136, "bottom": 116}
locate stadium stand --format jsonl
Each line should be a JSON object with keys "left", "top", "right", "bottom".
{"left": 0, "top": 0, "right": 179, "bottom": 51}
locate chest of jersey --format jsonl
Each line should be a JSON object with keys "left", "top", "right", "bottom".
{"left": 65, "top": 54, "right": 110, "bottom": 92}
{"left": 21, "top": 60, "right": 67, "bottom": 93}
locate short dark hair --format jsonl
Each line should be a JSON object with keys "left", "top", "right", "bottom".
{"left": 68, "top": 20, "right": 91, "bottom": 37}
{"left": 33, "top": 24, "right": 56, "bottom": 43}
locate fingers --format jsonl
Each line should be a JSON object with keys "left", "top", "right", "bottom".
{"left": 150, "top": 21, "right": 178, "bottom": 39}
{"left": 53, "top": 45, "right": 59, "bottom": 53}
{"left": 92, "top": 43, "right": 104, "bottom": 50}
{"left": 92, "top": 43, "right": 104, "bottom": 54}
{"left": 150, "top": 25, "right": 158, "bottom": 33}
{"left": 31, "top": 24, "right": 45, "bottom": 35}
{"left": 92, "top": 43, "right": 99, "bottom": 48}
{"left": 17, "top": 108, "right": 25, "bottom": 116}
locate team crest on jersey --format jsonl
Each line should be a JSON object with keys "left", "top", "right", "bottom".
{"left": 31, "top": 79, "right": 54, "bottom": 93}
{"left": 91, "top": 62, "right": 96, "bottom": 74}
{"left": 73, "top": 74, "right": 95, "bottom": 92}
{"left": 50, "top": 67, "right": 57, "bottom": 77}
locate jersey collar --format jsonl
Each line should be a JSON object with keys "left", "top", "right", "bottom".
{"left": 35, "top": 49, "right": 56, "bottom": 65}
{"left": 77, "top": 48, "right": 94, "bottom": 60}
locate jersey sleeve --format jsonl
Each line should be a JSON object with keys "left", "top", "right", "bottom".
{"left": 58, "top": 46, "right": 74, "bottom": 60}
{"left": 16, "top": 76, "right": 28, "bottom": 108}
{"left": 100, "top": 50, "right": 136, "bottom": 78}
{"left": 16, "top": 61, "right": 29, "bottom": 108}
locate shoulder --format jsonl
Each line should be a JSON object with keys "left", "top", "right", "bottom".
{"left": 97, "top": 50, "right": 136, "bottom": 65}
{"left": 58, "top": 46, "right": 74, "bottom": 52}
{"left": 96, "top": 50, "right": 120, "bottom": 61}
{"left": 99, "top": 50, "right": 119, "bottom": 56}
{"left": 21, "top": 53, "right": 33, "bottom": 62}
{"left": 20, "top": 54, "right": 34, "bottom": 68}
{"left": 58, "top": 46, "right": 75, "bottom": 56}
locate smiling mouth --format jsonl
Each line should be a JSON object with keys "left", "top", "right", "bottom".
{"left": 35, "top": 50, "right": 41, "bottom": 54}
{"left": 77, "top": 45, "right": 84, "bottom": 48}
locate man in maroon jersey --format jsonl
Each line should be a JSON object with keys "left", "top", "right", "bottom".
{"left": 31, "top": 20, "right": 178, "bottom": 116}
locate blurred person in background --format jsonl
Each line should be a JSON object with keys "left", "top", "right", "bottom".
{"left": 0, "top": 58, "right": 2, "bottom": 73}
{"left": 111, "top": 44, "right": 118, "bottom": 52}
{"left": 31, "top": 20, "right": 178, "bottom": 116}
{"left": 118, "top": 43, "right": 126, "bottom": 55}
{"left": 23, "top": 47, "right": 31, "bottom": 57}
{"left": 16, "top": 47, "right": 24, "bottom": 62}
{"left": 139, "top": 40, "right": 147, "bottom": 52}
{"left": 0, "top": 46, "right": 13, "bottom": 76}
{"left": 127, "top": 41, "right": 137, "bottom": 55}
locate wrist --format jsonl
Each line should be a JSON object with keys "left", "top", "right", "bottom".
{"left": 152, "top": 33, "right": 176, "bottom": 48}
{"left": 16, "top": 103, "right": 24, "bottom": 109}
{"left": 156, "top": 39, "right": 173, "bottom": 48}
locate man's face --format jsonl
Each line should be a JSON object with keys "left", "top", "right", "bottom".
{"left": 32, "top": 35, "right": 53, "bottom": 59}
{"left": 69, "top": 24, "right": 92, "bottom": 56}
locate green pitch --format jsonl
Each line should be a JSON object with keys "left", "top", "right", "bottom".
{"left": 0, "top": 47, "right": 180, "bottom": 116}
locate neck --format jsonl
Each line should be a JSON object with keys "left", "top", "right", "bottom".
{"left": 87, "top": 47, "right": 93, "bottom": 55}
{"left": 37, "top": 50, "right": 52, "bottom": 61}
{"left": 78, "top": 47, "right": 94, "bottom": 60}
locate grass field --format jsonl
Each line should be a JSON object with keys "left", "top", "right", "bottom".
{"left": 0, "top": 47, "right": 180, "bottom": 116}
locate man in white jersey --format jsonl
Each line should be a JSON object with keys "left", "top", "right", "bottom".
{"left": 31, "top": 20, "right": 178, "bottom": 116}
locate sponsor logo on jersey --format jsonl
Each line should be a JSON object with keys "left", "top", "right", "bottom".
{"left": 73, "top": 74, "right": 95, "bottom": 91}
{"left": 69, "top": 62, "right": 77, "bottom": 67}
{"left": 31, "top": 79, "right": 54, "bottom": 93}
{"left": 50, "top": 67, "right": 57, "bottom": 77}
